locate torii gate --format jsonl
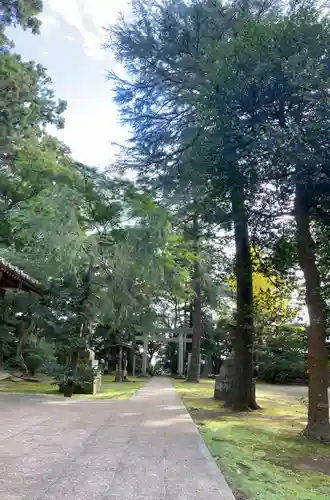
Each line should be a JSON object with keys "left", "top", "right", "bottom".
{"left": 136, "top": 327, "right": 192, "bottom": 377}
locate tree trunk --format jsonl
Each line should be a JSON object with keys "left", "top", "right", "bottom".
{"left": 294, "top": 182, "right": 330, "bottom": 442}
{"left": 187, "top": 213, "right": 202, "bottom": 383}
{"left": 71, "top": 263, "right": 94, "bottom": 377}
{"left": 189, "top": 302, "right": 193, "bottom": 328}
{"left": 174, "top": 300, "right": 178, "bottom": 329}
{"left": 16, "top": 317, "right": 36, "bottom": 376}
{"left": 71, "top": 322, "right": 84, "bottom": 376}
{"left": 231, "top": 187, "right": 258, "bottom": 410}
{"left": 71, "top": 350, "right": 79, "bottom": 376}
{"left": 119, "top": 346, "right": 123, "bottom": 380}
{"left": 0, "top": 351, "right": 4, "bottom": 371}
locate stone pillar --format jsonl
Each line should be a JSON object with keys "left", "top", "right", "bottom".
{"left": 142, "top": 334, "right": 148, "bottom": 376}
{"left": 132, "top": 354, "right": 136, "bottom": 377}
{"left": 93, "top": 371, "right": 102, "bottom": 394}
{"left": 178, "top": 332, "right": 184, "bottom": 376}
{"left": 214, "top": 357, "right": 234, "bottom": 402}
{"left": 200, "top": 357, "right": 208, "bottom": 378}
{"left": 187, "top": 353, "right": 192, "bottom": 376}
{"left": 88, "top": 348, "right": 95, "bottom": 364}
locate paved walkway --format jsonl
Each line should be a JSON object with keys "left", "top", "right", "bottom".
{"left": 0, "top": 378, "right": 235, "bottom": 500}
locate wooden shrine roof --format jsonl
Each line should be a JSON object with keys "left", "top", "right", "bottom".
{"left": 0, "top": 258, "right": 43, "bottom": 296}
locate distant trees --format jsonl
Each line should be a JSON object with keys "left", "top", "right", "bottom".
{"left": 0, "top": 2, "right": 194, "bottom": 386}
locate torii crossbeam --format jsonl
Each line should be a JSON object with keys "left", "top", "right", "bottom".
{"left": 136, "top": 327, "right": 193, "bottom": 376}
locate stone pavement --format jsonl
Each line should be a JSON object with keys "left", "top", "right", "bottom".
{"left": 0, "top": 378, "right": 235, "bottom": 500}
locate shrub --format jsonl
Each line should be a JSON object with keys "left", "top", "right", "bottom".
{"left": 257, "top": 325, "right": 308, "bottom": 384}
{"left": 25, "top": 353, "right": 44, "bottom": 376}
{"left": 41, "top": 359, "right": 62, "bottom": 376}
{"left": 24, "top": 339, "right": 57, "bottom": 376}
{"left": 53, "top": 365, "right": 98, "bottom": 394}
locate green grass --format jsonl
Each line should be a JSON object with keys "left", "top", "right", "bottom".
{"left": 0, "top": 374, "right": 147, "bottom": 400}
{"left": 174, "top": 380, "right": 330, "bottom": 500}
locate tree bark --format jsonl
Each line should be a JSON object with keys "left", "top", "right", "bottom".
{"left": 187, "top": 213, "right": 202, "bottom": 383}
{"left": 71, "top": 350, "right": 79, "bottom": 376}
{"left": 71, "top": 263, "right": 94, "bottom": 377}
{"left": 294, "top": 182, "right": 330, "bottom": 442}
{"left": 71, "top": 322, "right": 84, "bottom": 376}
{"left": 16, "top": 317, "right": 37, "bottom": 376}
{"left": 174, "top": 300, "right": 178, "bottom": 329}
{"left": 231, "top": 187, "right": 259, "bottom": 410}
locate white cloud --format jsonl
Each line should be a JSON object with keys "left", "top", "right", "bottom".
{"left": 46, "top": 0, "right": 131, "bottom": 60}
{"left": 40, "top": 0, "right": 132, "bottom": 167}
{"left": 63, "top": 35, "right": 76, "bottom": 42}
{"left": 51, "top": 98, "right": 128, "bottom": 168}
{"left": 38, "top": 12, "right": 58, "bottom": 32}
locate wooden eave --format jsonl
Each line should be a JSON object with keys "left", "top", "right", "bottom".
{"left": 0, "top": 258, "right": 43, "bottom": 296}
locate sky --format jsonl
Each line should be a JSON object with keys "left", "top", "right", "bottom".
{"left": 7, "top": 0, "right": 132, "bottom": 168}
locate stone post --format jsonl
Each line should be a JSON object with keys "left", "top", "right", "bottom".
{"left": 88, "top": 348, "right": 95, "bottom": 364}
{"left": 187, "top": 353, "right": 192, "bottom": 376}
{"left": 200, "top": 357, "right": 208, "bottom": 378}
{"left": 214, "top": 357, "right": 234, "bottom": 402}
